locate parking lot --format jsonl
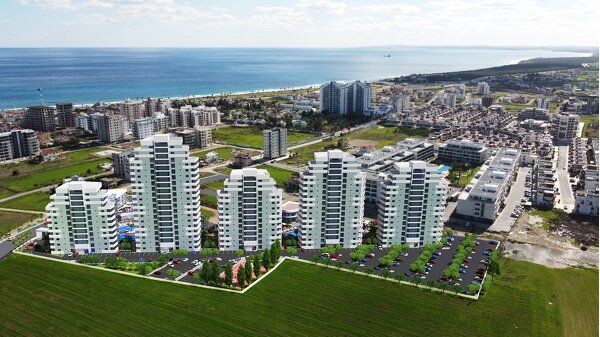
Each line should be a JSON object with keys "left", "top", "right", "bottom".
{"left": 27, "top": 235, "right": 498, "bottom": 293}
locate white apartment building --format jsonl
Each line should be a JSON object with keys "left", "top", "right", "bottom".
{"left": 97, "top": 114, "right": 125, "bottom": 143}
{"left": 154, "top": 113, "right": 169, "bottom": 132}
{"left": 0, "top": 129, "right": 40, "bottom": 162}
{"left": 456, "top": 148, "right": 521, "bottom": 222}
{"left": 477, "top": 82, "right": 490, "bottom": 95}
{"left": 437, "top": 139, "right": 490, "bottom": 165}
{"left": 319, "top": 81, "right": 371, "bottom": 115}
{"left": 217, "top": 168, "right": 282, "bottom": 252}
{"left": 131, "top": 134, "right": 202, "bottom": 253}
{"left": 377, "top": 161, "right": 447, "bottom": 248}
{"left": 393, "top": 93, "right": 411, "bottom": 113}
{"left": 575, "top": 168, "right": 599, "bottom": 216}
{"left": 168, "top": 105, "right": 221, "bottom": 128}
{"left": 46, "top": 177, "right": 118, "bottom": 254}
{"left": 263, "top": 127, "right": 288, "bottom": 159}
{"left": 299, "top": 150, "right": 365, "bottom": 249}
{"left": 120, "top": 99, "right": 146, "bottom": 123}
{"left": 132, "top": 117, "right": 155, "bottom": 140}
{"left": 537, "top": 97, "right": 550, "bottom": 110}
{"left": 553, "top": 112, "right": 580, "bottom": 142}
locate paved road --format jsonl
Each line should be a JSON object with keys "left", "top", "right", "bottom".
{"left": 488, "top": 166, "right": 530, "bottom": 233}
{"left": 0, "top": 223, "right": 44, "bottom": 260}
{"left": 556, "top": 145, "right": 574, "bottom": 211}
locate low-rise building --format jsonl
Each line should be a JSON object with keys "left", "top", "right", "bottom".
{"left": 575, "top": 167, "right": 599, "bottom": 216}
{"left": 173, "top": 127, "right": 212, "bottom": 148}
{"left": 437, "top": 139, "right": 490, "bottom": 165}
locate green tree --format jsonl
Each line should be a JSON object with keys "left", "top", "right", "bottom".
{"left": 166, "top": 268, "right": 180, "bottom": 279}
{"left": 381, "top": 269, "right": 391, "bottom": 279}
{"left": 349, "top": 262, "right": 358, "bottom": 273}
{"left": 334, "top": 260, "right": 344, "bottom": 270}
{"left": 394, "top": 274, "right": 405, "bottom": 282}
{"left": 211, "top": 262, "right": 221, "bottom": 284}
{"left": 334, "top": 244, "right": 343, "bottom": 253}
{"left": 245, "top": 259, "right": 253, "bottom": 282}
{"left": 224, "top": 262, "right": 233, "bottom": 287}
{"left": 310, "top": 255, "right": 320, "bottom": 265}
{"left": 253, "top": 254, "right": 261, "bottom": 276}
{"left": 262, "top": 248, "right": 271, "bottom": 269}
{"left": 235, "top": 249, "right": 244, "bottom": 257}
{"left": 286, "top": 247, "right": 298, "bottom": 254}
{"left": 271, "top": 239, "right": 282, "bottom": 262}
{"left": 412, "top": 277, "right": 423, "bottom": 286}
{"left": 364, "top": 267, "right": 373, "bottom": 275}
{"left": 427, "top": 279, "right": 436, "bottom": 289}
{"left": 467, "top": 283, "right": 480, "bottom": 293}
{"left": 237, "top": 265, "right": 246, "bottom": 288}
{"left": 201, "top": 261, "right": 211, "bottom": 284}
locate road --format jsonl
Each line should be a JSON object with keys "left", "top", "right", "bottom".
{"left": 0, "top": 222, "right": 44, "bottom": 260}
{"left": 488, "top": 167, "right": 530, "bottom": 233}
{"left": 556, "top": 145, "right": 574, "bottom": 211}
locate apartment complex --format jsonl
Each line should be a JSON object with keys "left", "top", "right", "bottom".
{"left": 173, "top": 127, "right": 213, "bottom": 148}
{"left": 531, "top": 156, "right": 556, "bottom": 209}
{"left": 517, "top": 107, "right": 551, "bottom": 121}
{"left": 112, "top": 151, "right": 135, "bottom": 181}
{"left": 131, "top": 134, "right": 202, "bottom": 253}
{"left": 477, "top": 82, "right": 490, "bottom": 95}
{"left": 168, "top": 105, "right": 221, "bottom": 128}
{"left": 97, "top": 114, "right": 125, "bottom": 143}
{"left": 319, "top": 81, "right": 372, "bottom": 115}
{"left": 0, "top": 129, "right": 39, "bottom": 162}
{"left": 393, "top": 93, "right": 411, "bottom": 113}
{"left": 46, "top": 177, "right": 119, "bottom": 254}
{"left": 23, "top": 105, "right": 56, "bottom": 132}
{"left": 263, "top": 127, "right": 288, "bottom": 159}
{"left": 575, "top": 167, "right": 599, "bottom": 216}
{"left": 119, "top": 99, "right": 146, "bottom": 123}
{"left": 56, "top": 102, "right": 75, "bottom": 128}
{"left": 437, "top": 139, "right": 490, "bottom": 165}
{"left": 456, "top": 148, "right": 521, "bottom": 222}
{"left": 217, "top": 168, "right": 282, "bottom": 252}
{"left": 553, "top": 112, "right": 580, "bottom": 142}
{"left": 377, "top": 161, "right": 447, "bottom": 248}
{"left": 299, "top": 150, "right": 365, "bottom": 249}
{"left": 132, "top": 117, "right": 155, "bottom": 140}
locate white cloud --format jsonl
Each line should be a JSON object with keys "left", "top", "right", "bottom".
{"left": 297, "top": 0, "right": 347, "bottom": 15}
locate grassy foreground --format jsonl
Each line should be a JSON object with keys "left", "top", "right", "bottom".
{"left": 0, "top": 254, "right": 597, "bottom": 336}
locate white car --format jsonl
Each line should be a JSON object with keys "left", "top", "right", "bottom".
{"left": 182, "top": 258, "right": 189, "bottom": 262}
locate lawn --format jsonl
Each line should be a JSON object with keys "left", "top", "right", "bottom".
{"left": 193, "top": 146, "right": 259, "bottom": 162}
{"left": 0, "top": 254, "right": 597, "bottom": 336}
{"left": 0, "top": 211, "right": 40, "bottom": 237}
{"left": 0, "top": 147, "right": 110, "bottom": 198}
{"left": 213, "top": 126, "right": 315, "bottom": 149}
{"left": 345, "top": 126, "right": 431, "bottom": 148}
{"left": 0, "top": 192, "right": 51, "bottom": 212}
{"left": 580, "top": 114, "right": 598, "bottom": 138}
{"left": 283, "top": 138, "right": 340, "bottom": 166}
{"left": 200, "top": 194, "right": 218, "bottom": 209}
{"left": 202, "top": 180, "right": 225, "bottom": 191}
{"left": 446, "top": 165, "right": 481, "bottom": 187}
{"left": 256, "top": 164, "right": 294, "bottom": 187}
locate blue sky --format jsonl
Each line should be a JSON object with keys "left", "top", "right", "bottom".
{"left": 0, "top": 0, "right": 597, "bottom": 47}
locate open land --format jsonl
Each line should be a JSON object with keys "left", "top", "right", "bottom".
{"left": 213, "top": 127, "right": 315, "bottom": 149}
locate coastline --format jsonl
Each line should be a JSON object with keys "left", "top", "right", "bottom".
{"left": 1, "top": 52, "right": 594, "bottom": 112}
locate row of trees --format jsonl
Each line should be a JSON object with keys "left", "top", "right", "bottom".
{"left": 378, "top": 243, "right": 409, "bottom": 267}
{"left": 442, "top": 233, "right": 476, "bottom": 280}
{"left": 409, "top": 241, "right": 444, "bottom": 273}
{"left": 321, "top": 244, "right": 343, "bottom": 255}
{"left": 349, "top": 244, "right": 376, "bottom": 260}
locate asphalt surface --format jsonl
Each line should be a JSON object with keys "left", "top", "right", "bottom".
{"left": 556, "top": 145, "right": 575, "bottom": 211}
{"left": 488, "top": 166, "right": 530, "bottom": 233}
{"left": 0, "top": 223, "right": 44, "bottom": 260}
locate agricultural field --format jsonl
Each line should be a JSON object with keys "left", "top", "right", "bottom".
{"left": 256, "top": 164, "right": 295, "bottom": 187}
{"left": 0, "top": 211, "right": 40, "bottom": 237}
{"left": 0, "top": 192, "right": 51, "bottom": 212}
{"left": 0, "top": 254, "right": 597, "bottom": 337}
{"left": 0, "top": 147, "right": 111, "bottom": 198}
{"left": 213, "top": 126, "right": 315, "bottom": 149}
{"left": 344, "top": 126, "right": 430, "bottom": 148}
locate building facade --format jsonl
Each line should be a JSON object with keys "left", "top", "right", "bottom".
{"left": 319, "top": 81, "right": 372, "bottom": 115}
{"left": 131, "top": 134, "right": 202, "bottom": 253}
{"left": 263, "top": 127, "right": 288, "bottom": 159}
{"left": 112, "top": 151, "right": 135, "bottom": 181}
{"left": 46, "top": 178, "right": 119, "bottom": 254}
{"left": 299, "top": 150, "right": 365, "bottom": 249}
{"left": 437, "top": 139, "right": 490, "bottom": 165}
{"left": 0, "top": 129, "right": 40, "bottom": 162}
{"left": 23, "top": 105, "right": 56, "bottom": 132}
{"left": 377, "top": 161, "right": 447, "bottom": 248}
{"left": 217, "top": 168, "right": 282, "bottom": 251}
{"left": 97, "top": 114, "right": 125, "bottom": 143}
{"left": 553, "top": 112, "right": 580, "bottom": 142}
{"left": 132, "top": 117, "right": 155, "bottom": 140}
{"left": 56, "top": 102, "right": 75, "bottom": 128}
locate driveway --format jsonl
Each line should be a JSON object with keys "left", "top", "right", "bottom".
{"left": 488, "top": 166, "right": 530, "bottom": 233}
{"left": 556, "top": 145, "right": 574, "bottom": 211}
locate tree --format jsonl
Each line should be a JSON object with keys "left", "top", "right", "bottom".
{"left": 253, "top": 254, "right": 261, "bottom": 276}
{"left": 224, "top": 263, "right": 233, "bottom": 287}
{"left": 245, "top": 259, "right": 253, "bottom": 282}
{"left": 271, "top": 239, "right": 282, "bottom": 262}
{"left": 286, "top": 247, "right": 298, "bottom": 254}
{"left": 467, "top": 283, "right": 480, "bottom": 294}
{"left": 310, "top": 255, "right": 320, "bottom": 265}
{"left": 166, "top": 268, "right": 180, "bottom": 279}
{"left": 412, "top": 277, "right": 422, "bottom": 286}
{"left": 394, "top": 274, "right": 405, "bottom": 282}
{"left": 364, "top": 267, "right": 373, "bottom": 275}
{"left": 349, "top": 262, "right": 358, "bottom": 273}
{"left": 334, "top": 260, "right": 344, "bottom": 270}
{"left": 426, "top": 280, "right": 436, "bottom": 289}
{"left": 381, "top": 269, "right": 391, "bottom": 279}
{"left": 201, "top": 261, "right": 211, "bottom": 284}
{"left": 237, "top": 266, "right": 246, "bottom": 288}
{"left": 488, "top": 250, "right": 501, "bottom": 275}
{"left": 334, "top": 244, "right": 343, "bottom": 253}
{"left": 235, "top": 249, "right": 244, "bottom": 257}
{"left": 11, "top": 170, "right": 19, "bottom": 176}
{"left": 211, "top": 262, "right": 221, "bottom": 284}
{"left": 262, "top": 248, "right": 271, "bottom": 269}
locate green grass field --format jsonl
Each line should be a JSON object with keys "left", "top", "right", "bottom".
{"left": 0, "top": 254, "right": 596, "bottom": 336}
{"left": 0, "top": 192, "right": 51, "bottom": 212}
{"left": 213, "top": 127, "right": 315, "bottom": 149}
{"left": 283, "top": 138, "right": 339, "bottom": 166}
{"left": 0, "top": 211, "right": 40, "bottom": 237}
{"left": 256, "top": 164, "right": 294, "bottom": 187}
{"left": 0, "top": 147, "right": 110, "bottom": 198}
{"left": 200, "top": 194, "right": 218, "bottom": 209}
{"left": 345, "top": 126, "right": 431, "bottom": 148}
{"left": 193, "top": 146, "right": 260, "bottom": 162}
{"left": 202, "top": 180, "right": 225, "bottom": 191}
{"left": 580, "top": 114, "right": 598, "bottom": 138}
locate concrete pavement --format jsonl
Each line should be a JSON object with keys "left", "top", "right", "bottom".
{"left": 488, "top": 167, "right": 530, "bottom": 233}
{"left": 556, "top": 145, "right": 574, "bottom": 211}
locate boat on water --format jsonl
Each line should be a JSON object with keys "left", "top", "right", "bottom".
{"left": 384, "top": 54, "right": 391, "bottom": 57}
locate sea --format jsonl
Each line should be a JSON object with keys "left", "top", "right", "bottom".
{"left": 0, "top": 46, "right": 588, "bottom": 109}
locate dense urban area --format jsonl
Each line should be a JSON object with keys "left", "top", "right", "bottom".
{"left": 0, "top": 56, "right": 598, "bottom": 337}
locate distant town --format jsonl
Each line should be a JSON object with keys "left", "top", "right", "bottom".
{"left": 0, "top": 60, "right": 598, "bottom": 300}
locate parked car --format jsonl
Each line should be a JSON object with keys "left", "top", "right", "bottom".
{"left": 367, "top": 253, "right": 375, "bottom": 258}
{"left": 153, "top": 271, "right": 161, "bottom": 276}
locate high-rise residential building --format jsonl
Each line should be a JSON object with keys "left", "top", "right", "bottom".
{"left": 393, "top": 93, "right": 411, "bottom": 113}
{"left": 132, "top": 117, "right": 155, "bottom": 140}
{"left": 56, "top": 103, "right": 74, "bottom": 128}
{"left": 154, "top": 113, "right": 169, "bottom": 132}
{"left": 446, "top": 93, "right": 457, "bottom": 108}
{"left": 217, "top": 168, "right": 282, "bottom": 252}
{"left": 45, "top": 177, "right": 119, "bottom": 254}
{"left": 167, "top": 105, "right": 221, "bottom": 128}
{"left": 173, "top": 127, "right": 213, "bottom": 148}
{"left": 299, "top": 150, "right": 365, "bottom": 249}
{"left": 377, "top": 161, "right": 447, "bottom": 248}
{"left": 144, "top": 97, "right": 158, "bottom": 117}
{"left": 553, "top": 112, "right": 580, "bottom": 142}
{"left": 112, "top": 151, "right": 135, "bottom": 181}
{"left": 97, "top": 114, "right": 125, "bottom": 143}
{"left": 319, "top": 81, "right": 372, "bottom": 115}
{"left": 437, "top": 139, "right": 490, "bottom": 165}
{"left": 263, "top": 127, "right": 288, "bottom": 159}
{"left": 119, "top": 99, "right": 145, "bottom": 123}
{"left": 131, "top": 134, "right": 202, "bottom": 253}
{"left": 477, "top": 81, "right": 490, "bottom": 95}
{"left": 23, "top": 105, "right": 56, "bottom": 132}
{"left": 75, "top": 114, "right": 90, "bottom": 131}
{"left": 0, "top": 129, "right": 40, "bottom": 162}
{"left": 537, "top": 97, "right": 550, "bottom": 110}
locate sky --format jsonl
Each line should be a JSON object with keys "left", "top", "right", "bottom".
{"left": 0, "top": 0, "right": 598, "bottom": 48}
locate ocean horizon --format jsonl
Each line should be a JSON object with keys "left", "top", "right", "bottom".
{"left": 0, "top": 46, "right": 588, "bottom": 110}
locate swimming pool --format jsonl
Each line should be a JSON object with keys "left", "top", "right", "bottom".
{"left": 438, "top": 165, "right": 452, "bottom": 174}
